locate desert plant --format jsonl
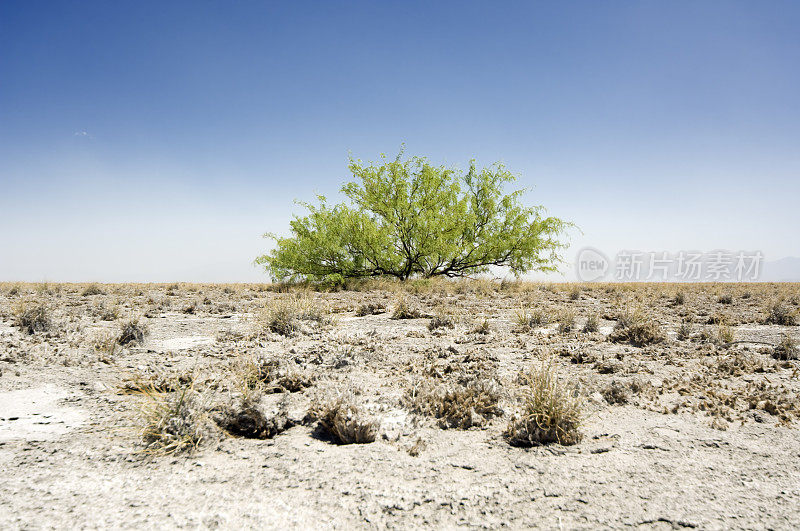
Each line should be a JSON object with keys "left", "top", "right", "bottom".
{"left": 260, "top": 295, "right": 331, "bottom": 336}
{"left": 213, "top": 394, "right": 293, "bottom": 439}
{"left": 514, "top": 307, "right": 550, "bottom": 331}
{"left": 608, "top": 309, "right": 664, "bottom": 347}
{"left": 717, "top": 293, "right": 733, "bottom": 304}
{"left": 309, "top": 394, "right": 379, "bottom": 444}
{"left": 118, "top": 318, "right": 148, "bottom": 346}
{"left": 717, "top": 322, "right": 735, "bottom": 344}
{"left": 471, "top": 318, "right": 491, "bottom": 335}
{"left": 673, "top": 291, "right": 686, "bottom": 305}
{"left": 601, "top": 380, "right": 629, "bottom": 405}
{"left": 141, "top": 385, "right": 212, "bottom": 454}
{"left": 677, "top": 319, "right": 693, "bottom": 341}
{"left": 391, "top": 296, "right": 425, "bottom": 319}
{"left": 764, "top": 300, "right": 797, "bottom": 326}
{"left": 428, "top": 308, "right": 456, "bottom": 331}
{"left": 13, "top": 303, "right": 51, "bottom": 334}
{"left": 582, "top": 313, "right": 599, "bottom": 333}
{"left": 773, "top": 334, "right": 797, "bottom": 361}
{"left": 568, "top": 286, "right": 581, "bottom": 300}
{"left": 81, "top": 284, "right": 105, "bottom": 296}
{"left": 237, "top": 355, "right": 314, "bottom": 394}
{"left": 505, "top": 359, "right": 582, "bottom": 446}
{"left": 557, "top": 309, "right": 576, "bottom": 334}
{"left": 355, "top": 301, "right": 386, "bottom": 316}
{"left": 406, "top": 378, "right": 502, "bottom": 429}
{"left": 256, "top": 150, "right": 571, "bottom": 282}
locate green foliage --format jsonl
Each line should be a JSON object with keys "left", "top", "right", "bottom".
{"left": 257, "top": 150, "right": 570, "bottom": 282}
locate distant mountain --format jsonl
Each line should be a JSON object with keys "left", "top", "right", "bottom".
{"left": 760, "top": 257, "right": 800, "bottom": 282}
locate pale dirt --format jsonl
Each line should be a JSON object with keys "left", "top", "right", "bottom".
{"left": 0, "top": 283, "right": 799, "bottom": 529}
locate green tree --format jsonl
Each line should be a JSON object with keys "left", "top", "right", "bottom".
{"left": 256, "top": 151, "right": 571, "bottom": 283}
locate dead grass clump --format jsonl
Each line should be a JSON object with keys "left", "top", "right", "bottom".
{"left": 470, "top": 318, "right": 491, "bottom": 335}
{"left": 13, "top": 303, "right": 51, "bottom": 334}
{"left": 677, "top": 320, "right": 693, "bottom": 341}
{"left": 568, "top": 286, "right": 581, "bottom": 300}
{"left": 238, "top": 356, "right": 314, "bottom": 393}
{"left": 308, "top": 394, "right": 379, "bottom": 444}
{"left": 428, "top": 310, "right": 456, "bottom": 331}
{"left": 406, "top": 378, "right": 502, "bottom": 429}
{"left": 514, "top": 308, "right": 551, "bottom": 331}
{"left": 260, "top": 296, "right": 332, "bottom": 336}
{"left": 391, "top": 296, "right": 426, "bottom": 319}
{"left": 213, "top": 395, "right": 293, "bottom": 439}
{"left": 673, "top": 291, "right": 686, "bottom": 305}
{"left": 141, "top": 385, "right": 213, "bottom": 454}
{"left": 505, "top": 360, "right": 583, "bottom": 446}
{"left": 764, "top": 300, "right": 797, "bottom": 326}
{"left": 557, "top": 310, "right": 576, "bottom": 334}
{"left": 582, "top": 313, "right": 599, "bottom": 333}
{"left": 118, "top": 318, "right": 148, "bottom": 346}
{"left": 717, "top": 293, "right": 733, "bottom": 304}
{"left": 608, "top": 309, "right": 664, "bottom": 347}
{"left": 81, "top": 284, "right": 105, "bottom": 296}
{"left": 92, "top": 302, "right": 119, "bottom": 321}
{"left": 355, "top": 301, "right": 386, "bottom": 316}
{"left": 773, "top": 334, "right": 797, "bottom": 361}
{"left": 601, "top": 380, "right": 629, "bottom": 405}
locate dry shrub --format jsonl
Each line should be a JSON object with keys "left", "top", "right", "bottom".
{"left": 237, "top": 355, "right": 314, "bottom": 393}
{"left": 260, "top": 295, "right": 332, "bottom": 336}
{"left": 673, "top": 291, "right": 686, "bottom": 305}
{"left": 717, "top": 293, "right": 733, "bottom": 304}
{"left": 505, "top": 359, "right": 582, "bottom": 446}
{"left": 764, "top": 300, "right": 797, "bottom": 326}
{"left": 677, "top": 319, "right": 693, "bottom": 341}
{"left": 141, "top": 385, "right": 213, "bottom": 454}
{"left": 715, "top": 353, "right": 769, "bottom": 376}
{"left": 13, "top": 303, "right": 51, "bottom": 334}
{"left": 92, "top": 302, "right": 119, "bottom": 321}
{"left": 391, "top": 296, "right": 426, "bottom": 319}
{"left": 213, "top": 394, "right": 293, "bottom": 439}
{"left": 582, "top": 313, "right": 599, "bottom": 333}
{"left": 514, "top": 308, "right": 550, "bottom": 331}
{"left": 601, "top": 380, "right": 629, "bottom": 405}
{"left": 355, "top": 301, "right": 386, "bottom": 316}
{"left": 557, "top": 310, "right": 576, "bottom": 334}
{"left": 81, "top": 284, "right": 105, "bottom": 296}
{"left": 308, "top": 393, "right": 379, "bottom": 444}
{"left": 773, "top": 334, "right": 797, "bottom": 361}
{"left": 470, "top": 318, "right": 491, "bottom": 335}
{"left": 428, "top": 308, "right": 457, "bottom": 331}
{"left": 569, "top": 286, "right": 581, "bottom": 300}
{"left": 608, "top": 309, "right": 664, "bottom": 347}
{"left": 406, "top": 377, "right": 502, "bottom": 429}
{"left": 118, "top": 318, "right": 148, "bottom": 346}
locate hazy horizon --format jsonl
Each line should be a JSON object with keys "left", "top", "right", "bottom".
{"left": 2, "top": 1, "right": 798, "bottom": 282}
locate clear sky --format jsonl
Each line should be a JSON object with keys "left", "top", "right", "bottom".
{"left": 1, "top": 1, "right": 798, "bottom": 282}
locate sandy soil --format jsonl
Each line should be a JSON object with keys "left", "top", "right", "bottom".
{"left": 0, "top": 282, "right": 798, "bottom": 529}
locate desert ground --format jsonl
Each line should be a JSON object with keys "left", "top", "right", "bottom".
{"left": 0, "top": 280, "right": 798, "bottom": 529}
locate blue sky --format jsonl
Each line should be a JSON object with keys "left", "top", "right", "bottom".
{"left": 1, "top": 1, "right": 798, "bottom": 282}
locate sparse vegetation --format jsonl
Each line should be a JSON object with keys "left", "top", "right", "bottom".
{"left": 13, "top": 302, "right": 51, "bottom": 334}
{"left": 406, "top": 377, "right": 502, "bottom": 429}
{"left": 764, "top": 300, "right": 797, "bottom": 326}
{"left": 308, "top": 393, "right": 379, "bottom": 444}
{"left": 608, "top": 309, "right": 664, "bottom": 347}
{"left": 118, "top": 318, "right": 148, "bottom": 345}
{"left": 505, "top": 360, "right": 583, "bottom": 446}
{"left": 140, "top": 385, "right": 212, "bottom": 454}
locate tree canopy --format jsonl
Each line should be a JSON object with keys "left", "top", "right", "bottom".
{"left": 256, "top": 151, "right": 571, "bottom": 283}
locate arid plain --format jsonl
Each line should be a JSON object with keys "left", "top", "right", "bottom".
{"left": 1, "top": 281, "right": 798, "bottom": 529}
